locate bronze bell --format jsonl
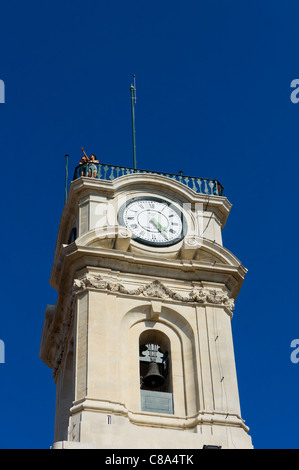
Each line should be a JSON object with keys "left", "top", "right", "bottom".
{"left": 143, "top": 361, "right": 165, "bottom": 388}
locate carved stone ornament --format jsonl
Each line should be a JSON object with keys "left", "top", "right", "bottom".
{"left": 50, "top": 293, "right": 76, "bottom": 379}
{"left": 51, "top": 278, "right": 234, "bottom": 379}
{"left": 72, "top": 275, "right": 235, "bottom": 311}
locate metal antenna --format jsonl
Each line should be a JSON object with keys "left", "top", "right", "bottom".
{"left": 130, "top": 75, "right": 137, "bottom": 169}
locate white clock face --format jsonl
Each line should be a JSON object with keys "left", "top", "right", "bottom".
{"left": 118, "top": 197, "right": 185, "bottom": 247}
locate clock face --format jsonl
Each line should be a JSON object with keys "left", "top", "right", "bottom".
{"left": 118, "top": 196, "right": 185, "bottom": 247}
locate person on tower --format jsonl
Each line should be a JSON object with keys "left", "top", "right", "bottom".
{"left": 88, "top": 154, "right": 99, "bottom": 178}
{"left": 79, "top": 147, "right": 89, "bottom": 176}
{"left": 79, "top": 148, "right": 99, "bottom": 178}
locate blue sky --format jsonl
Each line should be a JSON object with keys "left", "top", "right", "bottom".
{"left": 1, "top": 0, "right": 299, "bottom": 449}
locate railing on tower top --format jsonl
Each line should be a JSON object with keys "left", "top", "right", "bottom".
{"left": 73, "top": 162, "right": 224, "bottom": 196}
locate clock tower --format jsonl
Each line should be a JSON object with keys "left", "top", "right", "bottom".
{"left": 40, "top": 159, "right": 253, "bottom": 449}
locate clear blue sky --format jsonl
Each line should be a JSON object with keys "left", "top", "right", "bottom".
{"left": 1, "top": 0, "right": 299, "bottom": 449}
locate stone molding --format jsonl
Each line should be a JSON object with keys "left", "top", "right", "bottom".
{"left": 47, "top": 276, "right": 235, "bottom": 378}
{"left": 72, "top": 275, "right": 235, "bottom": 311}
{"left": 68, "top": 397, "right": 249, "bottom": 435}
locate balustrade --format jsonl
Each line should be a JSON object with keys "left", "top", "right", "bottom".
{"left": 73, "top": 162, "right": 224, "bottom": 196}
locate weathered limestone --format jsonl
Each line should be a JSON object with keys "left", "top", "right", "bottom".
{"left": 40, "top": 173, "right": 253, "bottom": 449}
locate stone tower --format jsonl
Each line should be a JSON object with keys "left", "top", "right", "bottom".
{"left": 40, "top": 160, "right": 253, "bottom": 449}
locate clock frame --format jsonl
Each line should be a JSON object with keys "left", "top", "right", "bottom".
{"left": 117, "top": 196, "right": 186, "bottom": 247}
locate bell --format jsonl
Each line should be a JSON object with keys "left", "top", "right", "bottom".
{"left": 143, "top": 361, "right": 165, "bottom": 388}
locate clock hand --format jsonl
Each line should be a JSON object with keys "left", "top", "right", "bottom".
{"left": 149, "top": 218, "right": 168, "bottom": 239}
{"left": 150, "top": 218, "right": 168, "bottom": 232}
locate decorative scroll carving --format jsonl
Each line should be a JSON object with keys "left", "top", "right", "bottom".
{"left": 49, "top": 277, "right": 234, "bottom": 379}
{"left": 73, "top": 275, "right": 235, "bottom": 311}
{"left": 51, "top": 293, "right": 75, "bottom": 379}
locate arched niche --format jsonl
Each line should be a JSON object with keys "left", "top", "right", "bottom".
{"left": 119, "top": 304, "right": 199, "bottom": 419}
{"left": 139, "top": 329, "right": 172, "bottom": 393}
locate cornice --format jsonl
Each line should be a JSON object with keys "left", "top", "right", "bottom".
{"left": 51, "top": 240, "right": 246, "bottom": 300}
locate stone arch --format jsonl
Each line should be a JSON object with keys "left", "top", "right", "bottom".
{"left": 119, "top": 303, "right": 199, "bottom": 418}
{"left": 139, "top": 329, "right": 172, "bottom": 392}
